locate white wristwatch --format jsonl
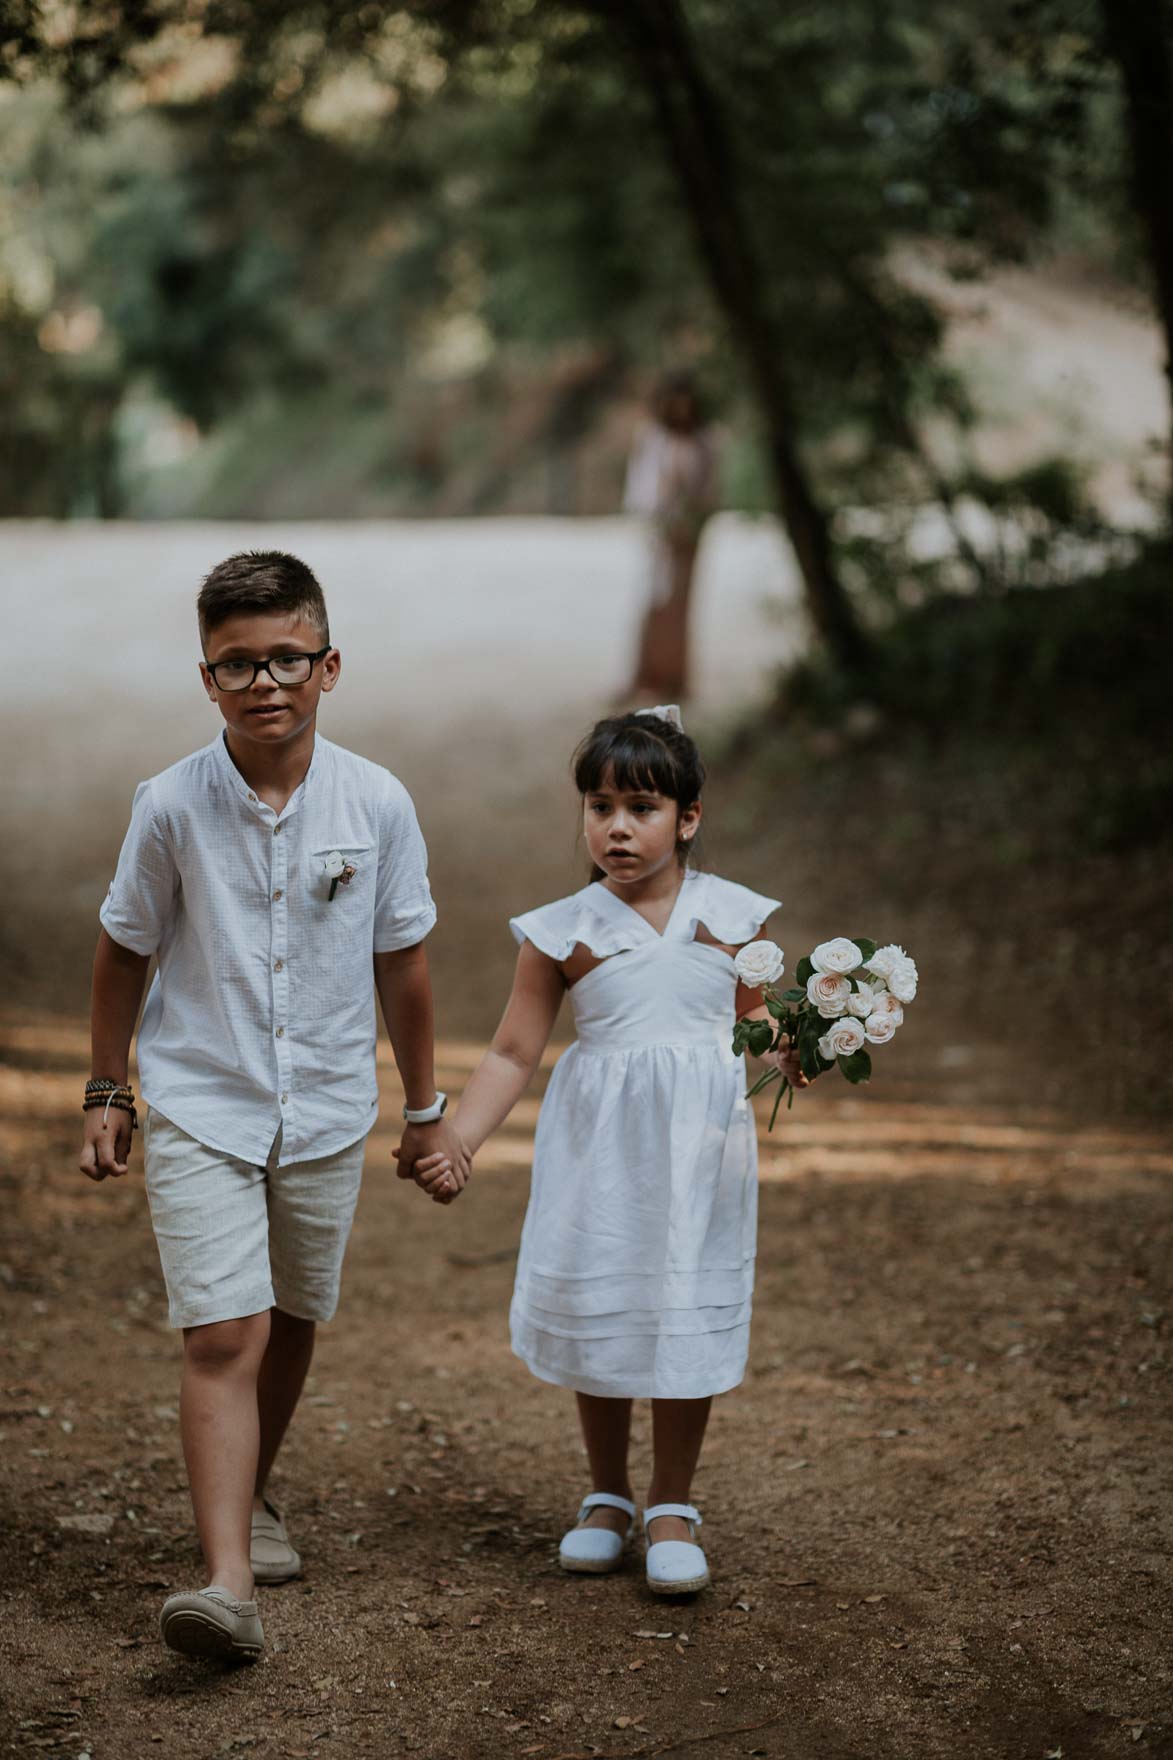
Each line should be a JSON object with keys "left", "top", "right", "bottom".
{"left": 403, "top": 1091, "right": 448, "bottom": 1125}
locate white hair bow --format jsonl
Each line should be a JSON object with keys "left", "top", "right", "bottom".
{"left": 634, "top": 703, "right": 684, "bottom": 732}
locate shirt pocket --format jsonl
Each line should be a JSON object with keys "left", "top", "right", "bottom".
{"left": 308, "top": 843, "right": 375, "bottom": 905}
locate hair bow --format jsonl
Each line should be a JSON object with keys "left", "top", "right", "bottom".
{"left": 634, "top": 703, "right": 684, "bottom": 732}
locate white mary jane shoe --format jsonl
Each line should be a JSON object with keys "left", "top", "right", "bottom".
{"left": 559, "top": 1492, "right": 636, "bottom": 1574}
{"left": 644, "top": 1502, "right": 710, "bottom": 1595}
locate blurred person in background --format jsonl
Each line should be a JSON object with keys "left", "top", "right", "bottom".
{"left": 623, "top": 373, "right": 719, "bottom": 703}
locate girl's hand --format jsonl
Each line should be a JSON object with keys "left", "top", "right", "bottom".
{"left": 761, "top": 1036, "right": 809, "bottom": 1090}
{"left": 393, "top": 1144, "right": 469, "bottom": 1204}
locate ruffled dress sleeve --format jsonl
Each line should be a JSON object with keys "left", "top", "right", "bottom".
{"left": 678, "top": 872, "right": 781, "bottom": 946}
{"left": 509, "top": 885, "right": 651, "bottom": 962}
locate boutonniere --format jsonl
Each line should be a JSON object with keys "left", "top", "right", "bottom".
{"left": 322, "top": 850, "right": 359, "bottom": 901}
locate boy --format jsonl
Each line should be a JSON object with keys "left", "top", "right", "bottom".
{"left": 80, "top": 550, "right": 467, "bottom": 1661}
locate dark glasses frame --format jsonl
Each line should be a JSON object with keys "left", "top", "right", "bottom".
{"left": 205, "top": 645, "right": 332, "bottom": 692}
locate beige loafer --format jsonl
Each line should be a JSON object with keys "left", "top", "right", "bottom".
{"left": 160, "top": 1585, "right": 264, "bottom": 1661}
{"left": 251, "top": 1498, "right": 302, "bottom": 1585}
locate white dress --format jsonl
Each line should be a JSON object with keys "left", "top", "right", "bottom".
{"left": 508, "top": 869, "right": 780, "bottom": 1400}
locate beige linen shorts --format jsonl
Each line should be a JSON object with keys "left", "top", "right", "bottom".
{"left": 143, "top": 1109, "right": 367, "bottom": 1330}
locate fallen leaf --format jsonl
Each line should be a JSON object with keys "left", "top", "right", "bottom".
{"left": 862, "top": 1594, "right": 885, "bottom": 1605}
{"left": 836, "top": 1602, "right": 851, "bottom": 1611}
{"left": 614, "top": 1715, "right": 634, "bottom": 1729}
{"left": 628, "top": 1660, "right": 643, "bottom": 1671}
{"left": 57, "top": 1514, "right": 114, "bottom": 1536}
{"left": 780, "top": 1577, "right": 817, "bottom": 1587}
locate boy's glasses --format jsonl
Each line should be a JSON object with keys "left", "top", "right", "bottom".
{"left": 205, "top": 647, "right": 331, "bottom": 692}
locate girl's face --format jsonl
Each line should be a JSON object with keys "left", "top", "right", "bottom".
{"left": 583, "top": 768, "right": 701, "bottom": 886}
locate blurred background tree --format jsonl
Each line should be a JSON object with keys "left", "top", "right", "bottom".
{"left": 0, "top": 0, "right": 1169, "bottom": 656}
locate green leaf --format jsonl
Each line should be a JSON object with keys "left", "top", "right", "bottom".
{"left": 853, "top": 938, "right": 878, "bottom": 962}
{"left": 747, "top": 1021, "right": 775, "bottom": 1056}
{"left": 765, "top": 995, "right": 791, "bottom": 1020}
{"left": 796, "top": 956, "right": 814, "bottom": 985}
{"left": 781, "top": 987, "right": 805, "bottom": 1003}
{"left": 838, "top": 1049, "right": 873, "bottom": 1085}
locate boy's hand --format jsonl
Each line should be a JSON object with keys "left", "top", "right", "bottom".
{"left": 761, "top": 1036, "right": 810, "bottom": 1091}
{"left": 79, "top": 1107, "right": 135, "bottom": 1181}
{"left": 395, "top": 1117, "right": 471, "bottom": 1203}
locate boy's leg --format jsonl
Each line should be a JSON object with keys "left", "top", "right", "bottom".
{"left": 574, "top": 1392, "right": 634, "bottom": 1535}
{"left": 181, "top": 1310, "right": 271, "bottom": 1600}
{"left": 647, "top": 1396, "right": 712, "bottom": 1542}
{"left": 254, "top": 1308, "right": 316, "bottom": 1503}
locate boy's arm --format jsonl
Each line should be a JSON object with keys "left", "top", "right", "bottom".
{"left": 373, "top": 942, "right": 469, "bottom": 1191}
{"left": 80, "top": 929, "right": 151, "bottom": 1182}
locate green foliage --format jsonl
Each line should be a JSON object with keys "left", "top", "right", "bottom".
{"left": 0, "top": 0, "right": 1157, "bottom": 546}
{"left": 779, "top": 536, "right": 1173, "bottom": 852}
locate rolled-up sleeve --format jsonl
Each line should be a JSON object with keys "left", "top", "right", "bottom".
{"left": 372, "top": 777, "right": 437, "bottom": 953}
{"left": 99, "top": 781, "right": 178, "bottom": 956}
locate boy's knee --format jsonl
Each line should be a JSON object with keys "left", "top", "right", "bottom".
{"left": 184, "top": 1311, "right": 270, "bottom": 1372}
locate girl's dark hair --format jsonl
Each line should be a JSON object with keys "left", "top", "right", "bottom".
{"left": 574, "top": 711, "right": 705, "bottom": 878}
{"left": 198, "top": 550, "right": 329, "bottom": 650}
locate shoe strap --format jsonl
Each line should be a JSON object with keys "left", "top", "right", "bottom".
{"left": 643, "top": 1502, "right": 702, "bottom": 1530}
{"left": 578, "top": 1491, "right": 637, "bottom": 1520}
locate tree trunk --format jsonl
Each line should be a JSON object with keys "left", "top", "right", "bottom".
{"left": 598, "top": 0, "right": 872, "bottom": 672}
{"left": 1099, "top": 0, "right": 1173, "bottom": 501}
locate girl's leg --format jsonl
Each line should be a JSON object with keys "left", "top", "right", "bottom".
{"left": 647, "top": 1396, "right": 712, "bottom": 1542}
{"left": 575, "top": 1392, "right": 634, "bottom": 1534}
{"left": 180, "top": 1310, "right": 270, "bottom": 1599}
{"left": 253, "top": 1308, "right": 316, "bottom": 1505}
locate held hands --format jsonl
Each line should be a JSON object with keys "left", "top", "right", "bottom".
{"left": 394, "top": 1116, "right": 472, "bottom": 1205}
{"left": 79, "top": 1106, "right": 134, "bottom": 1182}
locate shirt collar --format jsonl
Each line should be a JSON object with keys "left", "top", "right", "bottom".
{"left": 211, "top": 728, "right": 323, "bottom": 822}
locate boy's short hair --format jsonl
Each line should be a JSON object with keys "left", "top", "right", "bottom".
{"left": 197, "top": 551, "right": 330, "bottom": 650}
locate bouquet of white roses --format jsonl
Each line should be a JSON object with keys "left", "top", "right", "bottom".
{"left": 731, "top": 936, "right": 918, "bottom": 1128}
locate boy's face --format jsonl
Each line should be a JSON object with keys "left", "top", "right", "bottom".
{"left": 200, "top": 611, "right": 340, "bottom": 749}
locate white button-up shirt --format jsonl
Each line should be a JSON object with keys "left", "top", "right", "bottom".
{"left": 101, "top": 732, "right": 436, "bottom": 1166}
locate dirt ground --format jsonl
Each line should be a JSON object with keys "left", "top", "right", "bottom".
{"left": 2, "top": 1003, "right": 1172, "bottom": 1759}
{"left": 2, "top": 524, "right": 1172, "bottom": 1759}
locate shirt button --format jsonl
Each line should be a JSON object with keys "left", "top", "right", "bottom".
{"left": 274, "top": 824, "right": 282, "bottom": 835}
{"left": 274, "top": 959, "right": 284, "bottom": 972}
{"left": 276, "top": 1026, "right": 285, "bottom": 1038}
{"left": 280, "top": 1091, "right": 289, "bottom": 1104}
{"left": 273, "top": 889, "right": 283, "bottom": 902}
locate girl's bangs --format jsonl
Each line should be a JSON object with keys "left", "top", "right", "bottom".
{"left": 576, "top": 728, "right": 678, "bottom": 799}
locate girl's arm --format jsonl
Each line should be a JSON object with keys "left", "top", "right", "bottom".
{"left": 456, "top": 942, "right": 566, "bottom": 1154}
{"left": 409, "top": 943, "right": 564, "bottom": 1198}
{"left": 735, "top": 927, "right": 808, "bottom": 1090}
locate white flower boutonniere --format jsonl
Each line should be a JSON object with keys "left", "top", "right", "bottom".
{"left": 322, "top": 850, "right": 359, "bottom": 901}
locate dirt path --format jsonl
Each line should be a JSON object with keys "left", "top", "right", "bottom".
{"left": 2, "top": 1012, "right": 1171, "bottom": 1760}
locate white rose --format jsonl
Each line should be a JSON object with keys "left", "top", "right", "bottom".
{"left": 867, "top": 990, "right": 904, "bottom": 1024}
{"left": 817, "top": 1017, "right": 867, "bottom": 1059}
{"left": 322, "top": 850, "right": 346, "bottom": 879}
{"left": 864, "top": 1011, "right": 899, "bottom": 1044}
{"left": 846, "top": 983, "right": 878, "bottom": 1018}
{"left": 806, "top": 970, "right": 852, "bottom": 1018}
{"left": 810, "top": 937, "right": 863, "bottom": 975}
{"left": 734, "top": 940, "right": 785, "bottom": 988}
{"left": 866, "top": 943, "right": 918, "bottom": 1003}
{"left": 887, "top": 957, "right": 918, "bottom": 1004}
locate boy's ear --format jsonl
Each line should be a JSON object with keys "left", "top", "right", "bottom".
{"left": 320, "top": 648, "right": 341, "bottom": 693}
{"left": 198, "top": 661, "right": 217, "bottom": 702}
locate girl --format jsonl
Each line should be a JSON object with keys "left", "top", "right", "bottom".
{"left": 411, "top": 707, "right": 803, "bottom": 1595}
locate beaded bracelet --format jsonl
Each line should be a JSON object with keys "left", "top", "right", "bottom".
{"left": 82, "top": 1096, "right": 138, "bottom": 1130}
{"left": 82, "top": 1080, "right": 137, "bottom": 1129}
